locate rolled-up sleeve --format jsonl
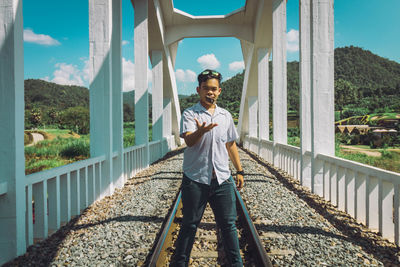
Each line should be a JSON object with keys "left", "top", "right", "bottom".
{"left": 180, "top": 110, "right": 197, "bottom": 137}
{"left": 226, "top": 114, "right": 238, "bottom": 142}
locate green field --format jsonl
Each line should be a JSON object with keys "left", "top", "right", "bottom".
{"left": 25, "top": 130, "right": 89, "bottom": 174}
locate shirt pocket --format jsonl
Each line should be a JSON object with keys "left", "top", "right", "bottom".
{"left": 218, "top": 133, "right": 227, "bottom": 143}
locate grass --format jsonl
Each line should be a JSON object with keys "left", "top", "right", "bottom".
{"left": 335, "top": 143, "right": 400, "bottom": 173}
{"left": 25, "top": 134, "right": 90, "bottom": 175}
{"left": 25, "top": 125, "right": 151, "bottom": 174}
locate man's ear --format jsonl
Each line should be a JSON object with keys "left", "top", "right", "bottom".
{"left": 196, "top": 87, "right": 200, "bottom": 94}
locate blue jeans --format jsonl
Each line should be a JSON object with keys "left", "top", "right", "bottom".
{"left": 170, "top": 174, "right": 243, "bottom": 267}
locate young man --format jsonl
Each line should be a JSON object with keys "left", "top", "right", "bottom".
{"left": 171, "top": 69, "right": 244, "bottom": 267}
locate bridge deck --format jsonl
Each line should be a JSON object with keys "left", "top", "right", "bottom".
{"left": 4, "top": 148, "right": 399, "bottom": 266}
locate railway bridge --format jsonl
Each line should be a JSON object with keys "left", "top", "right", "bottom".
{"left": 1, "top": 0, "right": 400, "bottom": 265}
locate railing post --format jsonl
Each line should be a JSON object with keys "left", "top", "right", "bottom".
{"left": 134, "top": 0, "right": 150, "bottom": 167}
{"left": 0, "top": 0, "right": 26, "bottom": 263}
{"left": 272, "top": 0, "right": 287, "bottom": 167}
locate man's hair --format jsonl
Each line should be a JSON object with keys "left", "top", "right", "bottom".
{"left": 197, "top": 69, "right": 222, "bottom": 87}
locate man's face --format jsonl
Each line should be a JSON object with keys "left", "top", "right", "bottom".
{"left": 197, "top": 78, "right": 221, "bottom": 105}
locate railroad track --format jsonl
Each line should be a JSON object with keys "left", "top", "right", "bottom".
{"left": 146, "top": 187, "right": 272, "bottom": 266}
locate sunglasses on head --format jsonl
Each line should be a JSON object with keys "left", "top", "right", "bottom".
{"left": 200, "top": 70, "right": 221, "bottom": 77}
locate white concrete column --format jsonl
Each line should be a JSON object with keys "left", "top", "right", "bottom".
{"left": 134, "top": 0, "right": 150, "bottom": 166}
{"left": 311, "top": 0, "right": 335, "bottom": 195}
{"left": 151, "top": 50, "right": 163, "bottom": 142}
{"left": 164, "top": 43, "right": 181, "bottom": 146}
{"left": 111, "top": 0, "right": 124, "bottom": 189}
{"left": 272, "top": 0, "right": 287, "bottom": 165}
{"left": 163, "top": 98, "right": 172, "bottom": 151}
{"left": 300, "top": 0, "right": 312, "bottom": 189}
{"left": 258, "top": 48, "right": 270, "bottom": 141}
{"left": 237, "top": 41, "right": 254, "bottom": 140}
{"left": 0, "top": 0, "right": 26, "bottom": 263}
{"left": 89, "top": 0, "right": 114, "bottom": 196}
{"left": 248, "top": 96, "right": 258, "bottom": 138}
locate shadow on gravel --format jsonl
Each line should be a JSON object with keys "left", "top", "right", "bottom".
{"left": 256, "top": 224, "right": 347, "bottom": 240}
{"left": 3, "top": 213, "right": 164, "bottom": 267}
{"left": 154, "top": 171, "right": 183, "bottom": 176}
{"left": 240, "top": 146, "right": 400, "bottom": 266}
{"left": 152, "top": 176, "right": 182, "bottom": 181}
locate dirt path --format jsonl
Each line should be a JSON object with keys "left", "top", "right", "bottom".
{"left": 340, "top": 145, "right": 382, "bottom": 157}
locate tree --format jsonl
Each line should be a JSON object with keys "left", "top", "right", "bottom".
{"left": 335, "top": 78, "right": 358, "bottom": 119}
{"left": 29, "top": 107, "right": 42, "bottom": 127}
{"left": 59, "top": 106, "right": 90, "bottom": 134}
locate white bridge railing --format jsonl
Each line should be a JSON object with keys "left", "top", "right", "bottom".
{"left": 25, "top": 136, "right": 175, "bottom": 247}
{"left": 243, "top": 135, "right": 400, "bottom": 245}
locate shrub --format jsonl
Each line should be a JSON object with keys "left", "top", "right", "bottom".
{"left": 59, "top": 139, "right": 90, "bottom": 158}
{"left": 342, "top": 107, "right": 369, "bottom": 118}
{"left": 59, "top": 106, "right": 89, "bottom": 134}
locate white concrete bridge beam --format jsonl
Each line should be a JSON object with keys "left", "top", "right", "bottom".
{"left": 111, "top": 0, "right": 124, "bottom": 189}
{"left": 310, "top": 0, "right": 335, "bottom": 196}
{"left": 89, "top": 0, "right": 123, "bottom": 196}
{"left": 151, "top": 50, "right": 163, "bottom": 142}
{"left": 248, "top": 96, "right": 258, "bottom": 139}
{"left": 258, "top": 48, "right": 270, "bottom": 142}
{"left": 272, "top": 0, "right": 287, "bottom": 167}
{"left": 0, "top": 0, "right": 26, "bottom": 264}
{"left": 300, "top": 0, "right": 312, "bottom": 189}
{"left": 152, "top": 0, "right": 181, "bottom": 147}
{"left": 237, "top": 42, "right": 255, "bottom": 142}
{"left": 133, "top": 0, "right": 150, "bottom": 166}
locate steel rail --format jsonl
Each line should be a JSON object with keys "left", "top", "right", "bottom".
{"left": 234, "top": 187, "right": 273, "bottom": 267}
{"left": 148, "top": 191, "right": 182, "bottom": 267}
{"left": 148, "top": 189, "right": 272, "bottom": 266}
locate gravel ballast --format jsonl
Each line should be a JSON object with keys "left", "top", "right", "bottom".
{"left": 4, "top": 146, "right": 400, "bottom": 266}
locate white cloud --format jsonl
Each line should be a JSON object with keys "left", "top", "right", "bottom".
{"left": 197, "top": 54, "right": 220, "bottom": 70}
{"left": 122, "top": 40, "right": 129, "bottom": 46}
{"left": 229, "top": 61, "right": 244, "bottom": 72}
{"left": 48, "top": 63, "right": 85, "bottom": 86}
{"left": 23, "top": 29, "right": 60, "bottom": 46}
{"left": 42, "top": 57, "right": 152, "bottom": 91}
{"left": 175, "top": 69, "right": 196, "bottom": 83}
{"left": 287, "top": 29, "right": 299, "bottom": 53}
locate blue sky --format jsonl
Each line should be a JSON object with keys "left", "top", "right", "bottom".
{"left": 23, "top": 0, "right": 400, "bottom": 96}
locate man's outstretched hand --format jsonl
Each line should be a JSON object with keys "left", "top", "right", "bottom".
{"left": 194, "top": 118, "right": 218, "bottom": 133}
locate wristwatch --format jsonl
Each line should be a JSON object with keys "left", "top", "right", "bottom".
{"left": 236, "top": 170, "right": 244, "bottom": 176}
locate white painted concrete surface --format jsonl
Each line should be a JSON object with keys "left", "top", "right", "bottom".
{"left": 0, "top": 0, "right": 26, "bottom": 264}
{"left": 272, "top": 0, "right": 287, "bottom": 166}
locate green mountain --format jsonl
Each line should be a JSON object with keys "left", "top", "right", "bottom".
{"left": 25, "top": 79, "right": 89, "bottom": 110}
{"left": 180, "top": 46, "right": 400, "bottom": 118}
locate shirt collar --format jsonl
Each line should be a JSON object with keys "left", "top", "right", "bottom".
{"left": 194, "top": 101, "right": 225, "bottom": 116}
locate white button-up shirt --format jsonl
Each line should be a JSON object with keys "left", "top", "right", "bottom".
{"left": 180, "top": 102, "right": 238, "bottom": 185}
